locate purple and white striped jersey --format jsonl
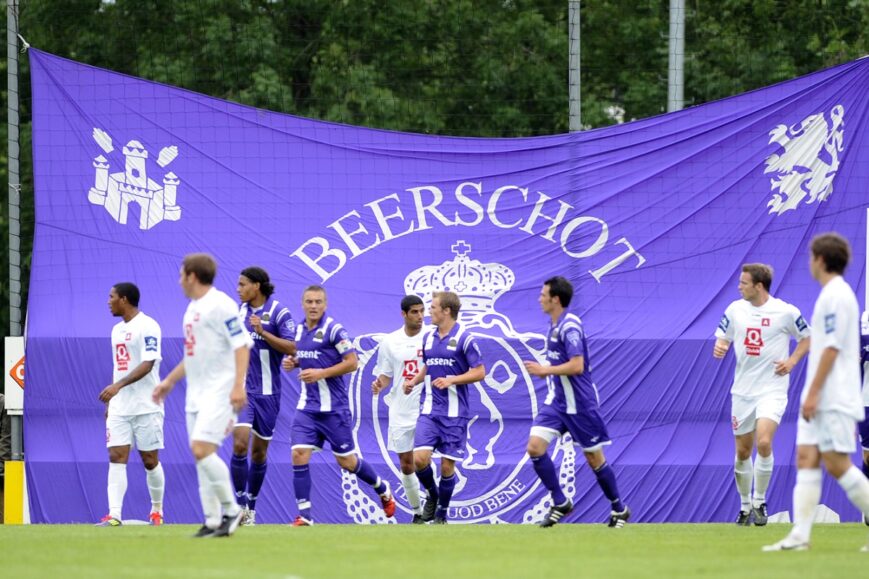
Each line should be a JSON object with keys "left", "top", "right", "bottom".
{"left": 294, "top": 314, "right": 356, "bottom": 412}
{"left": 544, "top": 312, "right": 599, "bottom": 415}
{"left": 420, "top": 322, "right": 483, "bottom": 419}
{"left": 240, "top": 297, "right": 296, "bottom": 396}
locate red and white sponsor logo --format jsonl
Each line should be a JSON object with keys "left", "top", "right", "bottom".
{"left": 115, "top": 343, "right": 131, "bottom": 371}
{"left": 125, "top": 332, "right": 132, "bottom": 341}
{"left": 184, "top": 323, "right": 196, "bottom": 356}
{"left": 744, "top": 327, "right": 763, "bottom": 356}
{"left": 731, "top": 415, "right": 740, "bottom": 431}
{"left": 761, "top": 318, "right": 770, "bottom": 327}
{"left": 402, "top": 359, "right": 420, "bottom": 380}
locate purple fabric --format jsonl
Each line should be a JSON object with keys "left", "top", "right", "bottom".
{"left": 247, "top": 460, "right": 267, "bottom": 510}
{"left": 230, "top": 454, "right": 249, "bottom": 507}
{"left": 531, "top": 453, "right": 567, "bottom": 506}
{"left": 25, "top": 49, "right": 868, "bottom": 524}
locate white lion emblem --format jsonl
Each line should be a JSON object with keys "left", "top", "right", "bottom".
{"left": 764, "top": 105, "right": 844, "bottom": 216}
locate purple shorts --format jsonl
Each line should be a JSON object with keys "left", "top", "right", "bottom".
{"left": 859, "top": 408, "right": 869, "bottom": 451}
{"left": 532, "top": 403, "right": 611, "bottom": 451}
{"left": 291, "top": 409, "right": 356, "bottom": 456}
{"left": 414, "top": 414, "right": 469, "bottom": 461}
{"left": 237, "top": 394, "right": 280, "bottom": 440}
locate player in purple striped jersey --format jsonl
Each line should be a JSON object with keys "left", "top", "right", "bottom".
{"left": 860, "top": 310, "right": 869, "bottom": 526}
{"left": 523, "top": 276, "right": 630, "bottom": 528}
{"left": 231, "top": 267, "right": 296, "bottom": 526}
{"left": 282, "top": 285, "right": 396, "bottom": 525}
{"left": 403, "top": 291, "right": 486, "bottom": 524}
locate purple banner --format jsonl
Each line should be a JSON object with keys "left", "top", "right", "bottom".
{"left": 26, "top": 49, "right": 867, "bottom": 524}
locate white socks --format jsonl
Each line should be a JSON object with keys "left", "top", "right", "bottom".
{"left": 753, "top": 453, "right": 773, "bottom": 506}
{"left": 107, "top": 462, "right": 128, "bottom": 520}
{"left": 836, "top": 465, "right": 869, "bottom": 518}
{"left": 197, "top": 453, "right": 240, "bottom": 522}
{"left": 734, "top": 457, "right": 753, "bottom": 511}
{"left": 146, "top": 462, "right": 165, "bottom": 514}
{"left": 401, "top": 472, "right": 422, "bottom": 514}
{"left": 791, "top": 468, "right": 822, "bottom": 542}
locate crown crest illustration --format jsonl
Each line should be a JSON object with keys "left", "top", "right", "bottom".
{"left": 404, "top": 241, "right": 514, "bottom": 323}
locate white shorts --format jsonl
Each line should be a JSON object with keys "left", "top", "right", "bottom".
{"left": 731, "top": 393, "right": 787, "bottom": 436}
{"left": 186, "top": 405, "right": 236, "bottom": 446}
{"left": 106, "top": 412, "right": 164, "bottom": 451}
{"left": 387, "top": 424, "right": 416, "bottom": 454}
{"left": 796, "top": 411, "right": 858, "bottom": 454}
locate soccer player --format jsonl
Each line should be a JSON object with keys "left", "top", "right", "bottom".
{"left": 403, "top": 291, "right": 486, "bottom": 524}
{"left": 523, "top": 276, "right": 630, "bottom": 528}
{"left": 861, "top": 309, "right": 869, "bottom": 526}
{"left": 96, "top": 282, "right": 165, "bottom": 527}
{"left": 763, "top": 233, "right": 869, "bottom": 552}
{"left": 282, "top": 285, "right": 396, "bottom": 526}
{"left": 231, "top": 267, "right": 296, "bottom": 526}
{"left": 153, "top": 253, "right": 253, "bottom": 538}
{"left": 713, "top": 264, "right": 811, "bottom": 526}
{"left": 371, "top": 295, "right": 426, "bottom": 523}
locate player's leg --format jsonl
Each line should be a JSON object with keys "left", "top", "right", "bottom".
{"left": 290, "top": 410, "right": 320, "bottom": 525}
{"left": 245, "top": 394, "right": 278, "bottom": 525}
{"left": 391, "top": 424, "right": 422, "bottom": 521}
{"left": 732, "top": 395, "right": 757, "bottom": 525}
{"left": 432, "top": 457, "right": 457, "bottom": 524}
{"left": 99, "top": 414, "right": 132, "bottom": 526}
{"left": 751, "top": 417, "right": 780, "bottom": 526}
{"left": 190, "top": 407, "right": 243, "bottom": 538}
{"left": 413, "top": 415, "right": 441, "bottom": 521}
{"left": 529, "top": 405, "right": 570, "bottom": 523}
{"left": 231, "top": 399, "right": 255, "bottom": 511}
{"left": 133, "top": 412, "right": 165, "bottom": 525}
{"left": 332, "top": 411, "right": 395, "bottom": 517}
{"left": 820, "top": 413, "right": 869, "bottom": 546}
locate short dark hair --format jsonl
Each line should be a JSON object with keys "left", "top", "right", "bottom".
{"left": 741, "top": 264, "right": 773, "bottom": 292}
{"left": 303, "top": 284, "right": 326, "bottom": 297}
{"left": 544, "top": 276, "right": 573, "bottom": 307}
{"left": 401, "top": 295, "right": 424, "bottom": 313}
{"left": 240, "top": 266, "right": 275, "bottom": 298}
{"left": 433, "top": 291, "right": 461, "bottom": 320}
{"left": 113, "top": 282, "right": 140, "bottom": 307}
{"left": 182, "top": 253, "right": 217, "bottom": 285}
{"left": 811, "top": 233, "right": 850, "bottom": 274}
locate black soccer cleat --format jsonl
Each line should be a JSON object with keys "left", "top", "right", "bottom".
{"left": 192, "top": 525, "right": 216, "bottom": 538}
{"left": 421, "top": 494, "right": 438, "bottom": 523}
{"left": 411, "top": 514, "right": 425, "bottom": 524}
{"left": 752, "top": 503, "right": 769, "bottom": 526}
{"left": 212, "top": 509, "right": 244, "bottom": 538}
{"left": 607, "top": 505, "right": 631, "bottom": 528}
{"left": 735, "top": 510, "right": 752, "bottom": 526}
{"left": 432, "top": 516, "right": 448, "bottom": 525}
{"left": 539, "top": 499, "right": 574, "bottom": 528}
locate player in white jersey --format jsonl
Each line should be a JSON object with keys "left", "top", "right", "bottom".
{"left": 764, "top": 233, "right": 869, "bottom": 552}
{"left": 153, "top": 254, "right": 253, "bottom": 538}
{"left": 713, "top": 264, "right": 810, "bottom": 526}
{"left": 371, "top": 295, "right": 426, "bottom": 523}
{"left": 96, "top": 282, "right": 165, "bottom": 527}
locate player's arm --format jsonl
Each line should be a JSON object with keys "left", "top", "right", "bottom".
{"left": 153, "top": 360, "right": 185, "bottom": 403}
{"left": 250, "top": 312, "right": 297, "bottom": 356}
{"left": 801, "top": 346, "right": 838, "bottom": 420}
{"left": 372, "top": 373, "right": 390, "bottom": 395}
{"left": 525, "top": 355, "right": 583, "bottom": 377}
{"left": 434, "top": 364, "right": 485, "bottom": 389}
{"left": 404, "top": 364, "right": 427, "bottom": 394}
{"left": 230, "top": 345, "right": 250, "bottom": 412}
{"left": 712, "top": 338, "right": 731, "bottom": 359}
{"left": 774, "top": 337, "right": 810, "bottom": 376}
{"left": 713, "top": 309, "right": 734, "bottom": 358}
{"left": 99, "top": 360, "right": 155, "bottom": 403}
{"left": 299, "top": 352, "right": 358, "bottom": 383}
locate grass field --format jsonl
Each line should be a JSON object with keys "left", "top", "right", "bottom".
{"left": 2, "top": 523, "right": 867, "bottom": 578}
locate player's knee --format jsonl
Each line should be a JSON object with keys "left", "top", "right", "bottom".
{"left": 233, "top": 439, "right": 248, "bottom": 456}
{"left": 526, "top": 440, "right": 545, "bottom": 457}
{"left": 108, "top": 449, "right": 128, "bottom": 464}
{"left": 251, "top": 448, "right": 267, "bottom": 464}
{"left": 414, "top": 455, "right": 429, "bottom": 472}
{"left": 336, "top": 454, "right": 356, "bottom": 471}
{"left": 292, "top": 448, "right": 310, "bottom": 465}
{"left": 756, "top": 439, "right": 773, "bottom": 457}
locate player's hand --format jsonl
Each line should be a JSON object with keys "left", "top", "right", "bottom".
{"left": 433, "top": 376, "right": 453, "bottom": 389}
{"left": 230, "top": 385, "right": 247, "bottom": 413}
{"left": 282, "top": 356, "right": 297, "bottom": 371}
{"left": 152, "top": 381, "right": 173, "bottom": 404}
{"left": 99, "top": 383, "right": 122, "bottom": 403}
{"left": 250, "top": 314, "right": 263, "bottom": 336}
{"left": 523, "top": 361, "right": 548, "bottom": 377}
{"left": 801, "top": 393, "right": 819, "bottom": 421}
{"left": 372, "top": 378, "right": 385, "bottom": 395}
{"left": 403, "top": 379, "right": 416, "bottom": 394}
{"left": 299, "top": 368, "right": 322, "bottom": 384}
{"left": 713, "top": 340, "right": 730, "bottom": 359}
{"left": 774, "top": 358, "right": 795, "bottom": 376}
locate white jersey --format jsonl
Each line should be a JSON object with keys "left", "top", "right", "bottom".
{"left": 716, "top": 296, "right": 810, "bottom": 397}
{"left": 109, "top": 312, "right": 163, "bottom": 416}
{"left": 861, "top": 310, "right": 869, "bottom": 405}
{"left": 183, "top": 287, "right": 253, "bottom": 413}
{"left": 373, "top": 326, "right": 426, "bottom": 429}
{"left": 801, "top": 276, "right": 862, "bottom": 419}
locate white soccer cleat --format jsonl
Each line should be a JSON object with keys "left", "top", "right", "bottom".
{"left": 762, "top": 537, "right": 810, "bottom": 552}
{"left": 241, "top": 508, "right": 256, "bottom": 526}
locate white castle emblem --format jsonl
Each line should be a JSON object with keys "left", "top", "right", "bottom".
{"left": 764, "top": 105, "right": 844, "bottom": 216}
{"left": 347, "top": 240, "right": 576, "bottom": 524}
{"left": 87, "top": 128, "right": 182, "bottom": 229}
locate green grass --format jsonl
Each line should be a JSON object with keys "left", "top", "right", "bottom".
{"left": 1, "top": 523, "right": 866, "bottom": 578}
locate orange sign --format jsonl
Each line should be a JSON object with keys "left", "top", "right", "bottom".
{"left": 10, "top": 356, "right": 24, "bottom": 389}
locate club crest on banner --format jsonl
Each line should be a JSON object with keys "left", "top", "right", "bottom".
{"left": 764, "top": 105, "right": 844, "bottom": 216}
{"left": 346, "top": 241, "right": 577, "bottom": 524}
{"left": 87, "top": 128, "right": 182, "bottom": 229}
